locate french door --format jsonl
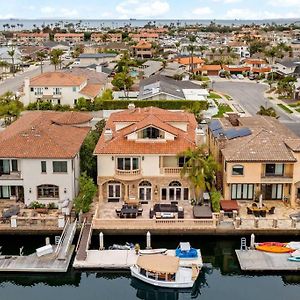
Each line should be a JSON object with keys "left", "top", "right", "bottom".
{"left": 108, "top": 183, "right": 121, "bottom": 202}
{"left": 139, "top": 187, "right": 152, "bottom": 202}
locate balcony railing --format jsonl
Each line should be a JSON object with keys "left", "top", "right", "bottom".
{"left": 0, "top": 171, "right": 22, "bottom": 180}
{"left": 115, "top": 169, "right": 142, "bottom": 180}
{"left": 161, "top": 167, "right": 183, "bottom": 175}
{"left": 261, "top": 174, "right": 293, "bottom": 183}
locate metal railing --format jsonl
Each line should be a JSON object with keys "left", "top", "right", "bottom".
{"left": 75, "top": 218, "right": 86, "bottom": 253}
{"left": 54, "top": 218, "right": 70, "bottom": 255}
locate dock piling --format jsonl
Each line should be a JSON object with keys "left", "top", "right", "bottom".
{"left": 99, "top": 232, "right": 105, "bottom": 250}
{"left": 250, "top": 234, "right": 255, "bottom": 249}
{"left": 19, "top": 246, "right": 24, "bottom": 256}
{"left": 45, "top": 237, "right": 50, "bottom": 245}
{"left": 146, "top": 231, "right": 151, "bottom": 249}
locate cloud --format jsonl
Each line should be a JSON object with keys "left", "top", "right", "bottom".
{"left": 40, "top": 6, "right": 78, "bottom": 18}
{"left": 116, "top": 0, "right": 170, "bottom": 18}
{"left": 213, "top": 0, "right": 241, "bottom": 3}
{"left": 192, "top": 7, "right": 213, "bottom": 17}
{"left": 268, "top": 0, "right": 300, "bottom": 7}
{"left": 41, "top": 6, "right": 55, "bottom": 14}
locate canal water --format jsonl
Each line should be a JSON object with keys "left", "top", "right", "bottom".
{"left": 0, "top": 234, "right": 299, "bottom": 300}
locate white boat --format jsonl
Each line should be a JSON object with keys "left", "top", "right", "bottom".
{"left": 139, "top": 248, "right": 167, "bottom": 255}
{"left": 130, "top": 254, "right": 199, "bottom": 288}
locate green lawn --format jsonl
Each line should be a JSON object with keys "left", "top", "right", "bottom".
{"left": 288, "top": 102, "right": 300, "bottom": 108}
{"left": 208, "top": 92, "right": 222, "bottom": 99}
{"left": 277, "top": 103, "right": 293, "bottom": 114}
{"left": 224, "top": 94, "right": 232, "bottom": 100}
{"left": 296, "top": 108, "right": 300, "bottom": 113}
{"left": 213, "top": 103, "right": 233, "bottom": 118}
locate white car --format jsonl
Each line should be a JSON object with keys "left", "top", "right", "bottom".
{"left": 237, "top": 74, "right": 244, "bottom": 80}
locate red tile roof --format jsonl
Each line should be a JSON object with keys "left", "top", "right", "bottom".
{"left": 0, "top": 112, "right": 90, "bottom": 159}
{"left": 94, "top": 107, "right": 197, "bottom": 155}
{"left": 80, "top": 84, "right": 103, "bottom": 98}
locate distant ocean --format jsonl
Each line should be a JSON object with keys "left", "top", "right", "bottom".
{"left": 0, "top": 18, "right": 300, "bottom": 30}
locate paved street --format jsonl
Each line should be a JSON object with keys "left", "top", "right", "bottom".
{"left": 214, "top": 81, "right": 300, "bottom": 136}
{"left": 0, "top": 62, "right": 53, "bottom": 95}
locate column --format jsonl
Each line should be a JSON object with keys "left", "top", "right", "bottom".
{"left": 124, "top": 184, "right": 129, "bottom": 202}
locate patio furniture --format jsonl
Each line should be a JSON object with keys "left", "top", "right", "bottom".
{"left": 178, "top": 207, "right": 184, "bottom": 219}
{"left": 246, "top": 207, "right": 253, "bottom": 215}
{"left": 203, "top": 192, "right": 210, "bottom": 203}
{"left": 153, "top": 203, "right": 178, "bottom": 213}
{"left": 119, "top": 207, "right": 138, "bottom": 218}
{"left": 220, "top": 200, "right": 239, "bottom": 216}
{"left": 160, "top": 212, "right": 175, "bottom": 219}
{"left": 138, "top": 208, "right": 143, "bottom": 216}
{"left": 115, "top": 209, "right": 121, "bottom": 217}
{"left": 268, "top": 206, "right": 275, "bottom": 215}
{"left": 149, "top": 208, "right": 155, "bottom": 219}
{"left": 253, "top": 210, "right": 260, "bottom": 217}
{"left": 2, "top": 205, "right": 20, "bottom": 219}
{"left": 260, "top": 210, "right": 267, "bottom": 217}
{"left": 193, "top": 205, "right": 212, "bottom": 219}
{"left": 252, "top": 203, "right": 258, "bottom": 208}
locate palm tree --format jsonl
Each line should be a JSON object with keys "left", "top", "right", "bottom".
{"left": 7, "top": 47, "right": 16, "bottom": 77}
{"left": 188, "top": 35, "right": 197, "bottom": 74}
{"left": 211, "top": 48, "right": 216, "bottom": 61}
{"left": 257, "top": 105, "right": 278, "bottom": 118}
{"left": 50, "top": 49, "right": 63, "bottom": 70}
{"left": 175, "top": 41, "right": 181, "bottom": 56}
{"left": 179, "top": 145, "right": 219, "bottom": 205}
{"left": 36, "top": 51, "right": 46, "bottom": 73}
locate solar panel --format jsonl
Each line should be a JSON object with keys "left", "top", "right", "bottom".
{"left": 238, "top": 128, "right": 252, "bottom": 137}
{"left": 224, "top": 129, "right": 240, "bottom": 140}
{"left": 209, "top": 119, "right": 222, "bottom": 131}
{"left": 212, "top": 127, "right": 224, "bottom": 138}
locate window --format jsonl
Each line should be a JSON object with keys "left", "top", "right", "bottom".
{"left": 74, "top": 99, "right": 77, "bottom": 105}
{"left": 53, "top": 88, "right": 62, "bottom": 95}
{"left": 30, "top": 87, "right": 34, "bottom": 92}
{"left": 37, "top": 185, "right": 59, "bottom": 199}
{"left": 178, "top": 157, "right": 189, "bottom": 167}
{"left": 231, "top": 184, "right": 254, "bottom": 200}
{"left": 161, "top": 182, "right": 189, "bottom": 201}
{"left": 265, "top": 164, "right": 284, "bottom": 176}
{"left": 117, "top": 157, "right": 139, "bottom": 171}
{"left": 232, "top": 165, "right": 244, "bottom": 176}
{"left": 35, "top": 88, "right": 43, "bottom": 95}
{"left": 41, "top": 161, "right": 47, "bottom": 173}
{"left": 0, "top": 160, "right": 10, "bottom": 174}
{"left": 53, "top": 161, "right": 67, "bottom": 173}
{"left": 262, "top": 184, "right": 283, "bottom": 200}
{"left": 107, "top": 181, "right": 121, "bottom": 201}
{"left": 139, "top": 181, "right": 152, "bottom": 202}
{"left": 142, "top": 127, "right": 160, "bottom": 139}
{"left": 11, "top": 160, "right": 18, "bottom": 172}
{"left": 72, "top": 87, "right": 77, "bottom": 92}
{"left": 0, "top": 186, "right": 10, "bottom": 198}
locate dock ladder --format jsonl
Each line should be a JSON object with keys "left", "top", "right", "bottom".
{"left": 240, "top": 237, "right": 247, "bottom": 251}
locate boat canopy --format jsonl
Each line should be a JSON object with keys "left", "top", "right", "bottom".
{"left": 137, "top": 255, "right": 179, "bottom": 274}
{"left": 179, "top": 242, "right": 191, "bottom": 251}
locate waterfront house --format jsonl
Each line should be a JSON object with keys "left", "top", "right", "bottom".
{"left": 172, "top": 56, "right": 205, "bottom": 73}
{"left": 94, "top": 106, "right": 205, "bottom": 203}
{"left": 77, "top": 53, "right": 118, "bottom": 66}
{"left": 226, "top": 42, "right": 250, "bottom": 59}
{"left": 0, "top": 111, "right": 91, "bottom": 206}
{"left": 21, "top": 71, "right": 105, "bottom": 107}
{"left": 91, "top": 33, "right": 122, "bottom": 43}
{"left": 129, "top": 33, "right": 159, "bottom": 43}
{"left": 138, "top": 75, "right": 209, "bottom": 101}
{"left": 208, "top": 114, "right": 300, "bottom": 207}
{"left": 13, "top": 33, "right": 50, "bottom": 45}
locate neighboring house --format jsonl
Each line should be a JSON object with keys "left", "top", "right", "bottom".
{"left": 132, "top": 41, "right": 153, "bottom": 59}
{"left": 0, "top": 46, "right": 22, "bottom": 68}
{"left": 54, "top": 33, "right": 84, "bottom": 43}
{"left": 13, "top": 33, "right": 49, "bottom": 45}
{"left": 160, "top": 62, "right": 187, "bottom": 78}
{"left": 172, "top": 56, "right": 205, "bottom": 72}
{"left": 273, "top": 59, "right": 300, "bottom": 77}
{"left": 194, "top": 65, "right": 222, "bottom": 76}
{"left": 21, "top": 72, "right": 105, "bottom": 107}
{"left": 208, "top": 114, "right": 300, "bottom": 207}
{"left": 139, "top": 60, "right": 163, "bottom": 78}
{"left": 91, "top": 33, "right": 122, "bottom": 43}
{"left": 129, "top": 33, "right": 159, "bottom": 42}
{"left": 94, "top": 106, "right": 205, "bottom": 203}
{"left": 138, "top": 75, "right": 209, "bottom": 100}
{"left": 77, "top": 53, "right": 118, "bottom": 66}
{"left": 226, "top": 42, "right": 250, "bottom": 58}
{"left": 0, "top": 111, "right": 91, "bottom": 206}
{"left": 19, "top": 46, "right": 48, "bottom": 61}
{"left": 43, "top": 41, "right": 71, "bottom": 52}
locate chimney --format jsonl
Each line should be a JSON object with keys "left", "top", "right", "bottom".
{"left": 226, "top": 112, "right": 240, "bottom": 127}
{"left": 128, "top": 103, "right": 135, "bottom": 110}
{"left": 104, "top": 128, "right": 113, "bottom": 141}
{"left": 195, "top": 127, "right": 206, "bottom": 145}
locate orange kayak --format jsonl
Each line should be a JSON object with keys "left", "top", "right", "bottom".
{"left": 255, "top": 245, "right": 294, "bottom": 253}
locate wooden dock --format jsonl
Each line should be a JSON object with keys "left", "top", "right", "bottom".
{"left": 73, "top": 249, "right": 203, "bottom": 270}
{"left": 0, "top": 220, "right": 77, "bottom": 272}
{"left": 236, "top": 250, "right": 300, "bottom": 271}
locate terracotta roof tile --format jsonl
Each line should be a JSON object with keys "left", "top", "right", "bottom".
{"left": 80, "top": 84, "right": 102, "bottom": 98}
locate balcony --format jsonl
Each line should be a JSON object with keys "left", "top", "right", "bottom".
{"left": 0, "top": 171, "right": 22, "bottom": 180}
{"left": 160, "top": 167, "right": 183, "bottom": 176}
{"left": 115, "top": 169, "right": 142, "bottom": 181}
{"left": 261, "top": 174, "right": 293, "bottom": 184}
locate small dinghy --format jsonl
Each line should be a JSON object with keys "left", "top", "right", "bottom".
{"left": 109, "top": 243, "right": 134, "bottom": 250}
{"left": 255, "top": 242, "right": 294, "bottom": 253}
{"left": 176, "top": 242, "right": 198, "bottom": 259}
{"left": 139, "top": 248, "right": 167, "bottom": 255}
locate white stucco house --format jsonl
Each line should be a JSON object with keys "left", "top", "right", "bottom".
{"left": 21, "top": 72, "right": 105, "bottom": 107}
{"left": 0, "top": 111, "right": 91, "bottom": 206}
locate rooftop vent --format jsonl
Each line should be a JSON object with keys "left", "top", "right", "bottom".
{"left": 104, "top": 128, "right": 113, "bottom": 142}
{"left": 128, "top": 103, "right": 135, "bottom": 110}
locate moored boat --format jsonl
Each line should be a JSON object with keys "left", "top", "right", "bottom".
{"left": 139, "top": 248, "right": 167, "bottom": 255}
{"left": 130, "top": 254, "right": 199, "bottom": 288}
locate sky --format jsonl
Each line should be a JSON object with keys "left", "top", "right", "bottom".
{"left": 0, "top": 0, "right": 300, "bottom": 20}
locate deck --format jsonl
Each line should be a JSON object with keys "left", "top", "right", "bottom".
{"left": 0, "top": 220, "right": 77, "bottom": 272}
{"left": 73, "top": 249, "right": 203, "bottom": 270}
{"left": 236, "top": 250, "right": 300, "bottom": 271}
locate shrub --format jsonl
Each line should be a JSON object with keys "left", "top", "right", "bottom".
{"left": 29, "top": 201, "right": 46, "bottom": 209}
{"left": 211, "top": 191, "right": 221, "bottom": 213}
{"left": 47, "top": 202, "right": 57, "bottom": 209}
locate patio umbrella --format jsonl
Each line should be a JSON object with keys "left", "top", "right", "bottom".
{"left": 258, "top": 194, "right": 263, "bottom": 209}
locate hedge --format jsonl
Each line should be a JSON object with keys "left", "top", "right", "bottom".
{"left": 26, "top": 100, "right": 209, "bottom": 112}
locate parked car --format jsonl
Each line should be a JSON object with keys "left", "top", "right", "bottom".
{"left": 219, "top": 72, "right": 226, "bottom": 78}
{"left": 237, "top": 74, "right": 244, "bottom": 80}
{"left": 231, "top": 74, "right": 237, "bottom": 79}
{"left": 249, "top": 74, "right": 257, "bottom": 80}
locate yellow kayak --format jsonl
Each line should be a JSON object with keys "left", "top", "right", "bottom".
{"left": 255, "top": 244, "right": 294, "bottom": 253}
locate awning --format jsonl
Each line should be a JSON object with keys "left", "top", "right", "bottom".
{"left": 137, "top": 255, "right": 179, "bottom": 274}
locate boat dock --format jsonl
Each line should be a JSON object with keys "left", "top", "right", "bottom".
{"left": 236, "top": 250, "right": 300, "bottom": 271}
{"left": 73, "top": 229, "right": 203, "bottom": 269}
{"left": 0, "top": 220, "right": 77, "bottom": 272}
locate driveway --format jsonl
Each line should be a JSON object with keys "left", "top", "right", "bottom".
{"left": 0, "top": 62, "right": 54, "bottom": 95}
{"left": 214, "top": 81, "right": 300, "bottom": 136}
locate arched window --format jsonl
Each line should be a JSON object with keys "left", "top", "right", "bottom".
{"left": 142, "top": 127, "right": 160, "bottom": 139}
{"left": 232, "top": 165, "right": 244, "bottom": 176}
{"left": 37, "top": 185, "right": 59, "bottom": 199}
{"left": 139, "top": 181, "right": 152, "bottom": 186}
{"left": 169, "top": 181, "right": 182, "bottom": 187}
